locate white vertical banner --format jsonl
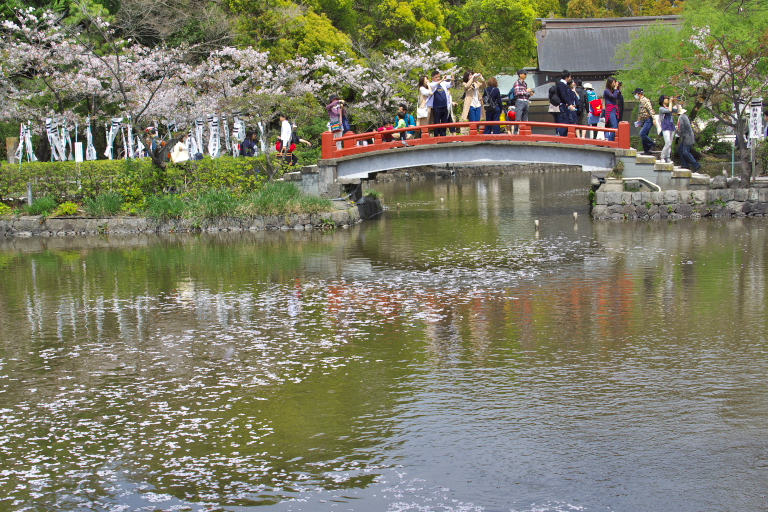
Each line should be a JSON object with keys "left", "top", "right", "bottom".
{"left": 104, "top": 118, "right": 122, "bottom": 159}
{"left": 24, "top": 121, "right": 37, "bottom": 162}
{"left": 195, "top": 118, "right": 204, "bottom": 156}
{"left": 188, "top": 129, "right": 199, "bottom": 157}
{"left": 222, "top": 116, "right": 231, "bottom": 155}
{"left": 46, "top": 118, "right": 66, "bottom": 161}
{"left": 749, "top": 98, "right": 763, "bottom": 139}
{"left": 86, "top": 123, "right": 97, "bottom": 161}
{"left": 74, "top": 142, "right": 83, "bottom": 162}
{"left": 207, "top": 114, "right": 220, "bottom": 158}
{"left": 126, "top": 117, "right": 134, "bottom": 158}
{"left": 257, "top": 121, "right": 266, "bottom": 155}
{"left": 14, "top": 123, "right": 25, "bottom": 162}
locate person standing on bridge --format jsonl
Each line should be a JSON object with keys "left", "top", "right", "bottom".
{"left": 603, "top": 78, "right": 621, "bottom": 142}
{"left": 633, "top": 88, "right": 657, "bottom": 155}
{"left": 462, "top": 70, "right": 486, "bottom": 127}
{"left": 585, "top": 83, "right": 601, "bottom": 140}
{"left": 511, "top": 69, "right": 533, "bottom": 134}
{"left": 556, "top": 70, "right": 575, "bottom": 137}
{"left": 417, "top": 76, "right": 431, "bottom": 130}
{"left": 327, "top": 94, "right": 346, "bottom": 149}
{"left": 483, "top": 77, "right": 502, "bottom": 134}
{"left": 428, "top": 70, "right": 454, "bottom": 137}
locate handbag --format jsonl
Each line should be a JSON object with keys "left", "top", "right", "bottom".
{"left": 417, "top": 106, "right": 428, "bottom": 118}
{"left": 330, "top": 120, "right": 342, "bottom": 132}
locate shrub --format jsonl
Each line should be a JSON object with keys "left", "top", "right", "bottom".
{"left": 83, "top": 192, "right": 124, "bottom": 217}
{"left": 53, "top": 201, "right": 79, "bottom": 216}
{"left": 0, "top": 156, "right": 270, "bottom": 204}
{"left": 697, "top": 122, "right": 718, "bottom": 150}
{"left": 365, "top": 189, "right": 383, "bottom": 200}
{"left": 24, "top": 196, "right": 58, "bottom": 216}
{"left": 145, "top": 194, "right": 188, "bottom": 221}
{"left": 0, "top": 204, "right": 13, "bottom": 216}
{"left": 710, "top": 140, "right": 733, "bottom": 155}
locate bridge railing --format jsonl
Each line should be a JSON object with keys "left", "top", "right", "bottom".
{"left": 322, "top": 121, "right": 631, "bottom": 160}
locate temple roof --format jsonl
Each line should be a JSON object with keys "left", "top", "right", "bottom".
{"left": 535, "top": 16, "right": 681, "bottom": 73}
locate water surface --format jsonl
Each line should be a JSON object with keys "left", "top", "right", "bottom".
{"left": 1, "top": 170, "right": 766, "bottom": 512}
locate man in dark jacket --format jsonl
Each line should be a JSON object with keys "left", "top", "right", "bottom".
{"left": 556, "top": 70, "right": 575, "bottom": 136}
{"left": 677, "top": 107, "right": 701, "bottom": 171}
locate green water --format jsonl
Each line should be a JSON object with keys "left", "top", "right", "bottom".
{"left": 0, "top": 171, "right": 766, "bottom": 512}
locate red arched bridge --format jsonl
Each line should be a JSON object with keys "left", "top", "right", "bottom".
{"left": 320, "top": 120, "right": 632, "bottom": 180}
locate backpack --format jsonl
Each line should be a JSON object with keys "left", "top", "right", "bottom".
{"left": 483, "top": 88, "right": 498, "bottom": 111}
{"left": 290, "top": 129, "right": 300, "bottom": 145}
{"left": 548, "top": 85, "right": 561, "bottom": 106}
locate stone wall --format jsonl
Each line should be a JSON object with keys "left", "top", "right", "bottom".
{"left": 373, "top": 163, "right": 581, "bottom": 182}
{"left": 592, "top": 188, "right": 768, "bottom": 219}
{"left": 0, "top": 198, "right": 383, "bottom": 237}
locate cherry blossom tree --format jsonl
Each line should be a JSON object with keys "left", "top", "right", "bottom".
{"left": 679, "top": 16, "right": 768, "bottom": 183}
{"left": 312, "top": 40, "right": 457, "bottom": 129}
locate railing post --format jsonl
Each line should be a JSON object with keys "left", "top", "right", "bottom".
{"left": 322, "top": 131, "right": 335, "bottom": 159}
{"left": 617, "top": 121, "right": 631, "bottom": 149}
{"left": 421, "top": 127, "right": 430, "bottom": 138}
{"left": 469, "top": 123, "right": 478, "bottom": 136}
{"left": 566, "top": 125, "right": 577, "bottom": 139}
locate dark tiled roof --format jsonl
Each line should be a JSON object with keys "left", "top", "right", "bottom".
{"left": 536, "top": 16, "right": 681, "bottom": 73}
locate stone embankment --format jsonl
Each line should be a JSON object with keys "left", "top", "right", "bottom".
{"left": 0, "top": 199, "right": 383, "bottom": 237}
{"left": 592, "top": 183, "right": 768, "bottom": 220}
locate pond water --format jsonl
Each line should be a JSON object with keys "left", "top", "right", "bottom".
{"left": 1, "top": 170, "right": 767, "bottom": 512}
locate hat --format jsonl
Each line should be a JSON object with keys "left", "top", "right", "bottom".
{"left": 517, "top": 69, "right": 527, "bottom": 75}
{"left": 633, "top": 87, "right": 644, "bottom": 95}
{"left": 584, "top": 83, "right": 593, "bottom": 90}
{"left": 676, "top": 107, "right": 686, "bottom": 115}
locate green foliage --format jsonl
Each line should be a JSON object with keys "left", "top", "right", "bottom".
{"left": 83, "top": 192, "right": 124, "bottom": 217}
{"left": 615, "top": 21, "right": 692, "bottom": 100}
{"left": 566, "top": 0, "right": 682, "bottom": 18}
{"left": 446, "top": 0, "right": 539, "bottom": 73}
{"left": 697, "top": 123, "right": 718, "bottom": 151}
{"left": 0, "top": 204, "right": 13, "bottom": 216}
{"left": 710, "top": 140, "right": 733, "bottom": 155}
{"left": 237, "top": 182, "right": 333, "bottom": 216}
{"left": 53, "top": 201, "right": 79, "bottom": 216}
{"left": 365, "top": 189, "right": 382, "bottom": 200}
{"left": 193, "top": 189, "right": 237, "bottom": 219}
{"left": 24, "top": 196, "right": 57, "bottom": 216}
{"left": 145, "top": 194, "right": 188, "bottom": 221}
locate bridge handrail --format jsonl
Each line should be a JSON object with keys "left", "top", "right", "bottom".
{"left": 322, "top": 121, "right": 631, "bottom": 160}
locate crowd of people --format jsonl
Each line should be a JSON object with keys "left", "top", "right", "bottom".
{"left": 324, "top": 68, "right": 702, "bottom": 171}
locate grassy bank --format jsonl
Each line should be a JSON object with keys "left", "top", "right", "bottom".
{"left": 0, "top": 182, "right": 334, "bottom": 221}
{"left": 0, "top": 156, "right": 272, "bottom": 209}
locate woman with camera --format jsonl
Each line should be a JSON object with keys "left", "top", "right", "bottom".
{"left": 461, "top": 70, "right": 485, "bottom": 125}
{"left": 603, "top": 77, "right": 622, "bottom": 142}
{"left": 417, "top": 76, "right": 431, "bottom": 128}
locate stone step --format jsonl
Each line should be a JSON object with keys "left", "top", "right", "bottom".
{"left": 654, "top": 161, "right": 673, "bottom": 171}
{"left": 671, "top": 168, "right": 692, "bottom": 178}
{"left": 689, "top": 172, "right": 711, "bottom": 186}
{"left": 635, "top": 154, "right": 656, "bottom": 165}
